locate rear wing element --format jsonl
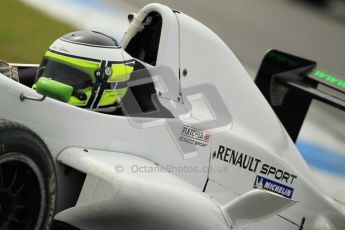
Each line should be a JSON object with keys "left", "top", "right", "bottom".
{"left": 255, "top": 50, "right": 345, "bottom": 142}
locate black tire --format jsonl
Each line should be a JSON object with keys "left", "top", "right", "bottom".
{"left": 0, "top": 119, "right": 56, "bottom": 230}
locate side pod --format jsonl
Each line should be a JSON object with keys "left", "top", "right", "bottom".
{"left": 221, "top": 189, "right": 297, "bottom": 229}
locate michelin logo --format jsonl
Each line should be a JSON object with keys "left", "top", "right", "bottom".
{"left": 253, "top": 175, "right": 294, "bottom": 199}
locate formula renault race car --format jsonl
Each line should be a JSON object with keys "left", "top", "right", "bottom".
{"left": 0, "top": 3, "right": 345, "bottom": 230}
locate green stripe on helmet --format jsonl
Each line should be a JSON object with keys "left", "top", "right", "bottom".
{"left": 108, "top": 64, "right": 134, "bottom": 82}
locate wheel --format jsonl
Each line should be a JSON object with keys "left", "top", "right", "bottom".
{"left": 0, "top": 120, "right": 56, "bottom": 230}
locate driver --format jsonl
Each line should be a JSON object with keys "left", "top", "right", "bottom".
{"left": 35, "top": 31, "right": 134, "bottom": 113}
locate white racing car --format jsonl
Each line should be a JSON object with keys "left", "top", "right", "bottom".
{"left": 0, "top": 3, "right": 344, "bottom": 230}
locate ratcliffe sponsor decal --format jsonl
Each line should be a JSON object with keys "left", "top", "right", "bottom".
{"left": 214, "top": 145, "right": 297, "bottom": 184}
{"left": 253, "top": 175, "right": 294, "bottom": 198}
{"left": 179, "top": 125, "right": 210, "bottom": 148}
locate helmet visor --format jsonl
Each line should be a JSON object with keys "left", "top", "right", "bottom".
{"left": 37, "top": 58, "right": 93, "bottom": 91}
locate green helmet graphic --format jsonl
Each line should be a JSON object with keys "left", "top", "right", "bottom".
{"left": 35, "top": 31, "right": 134, "bottom": 112}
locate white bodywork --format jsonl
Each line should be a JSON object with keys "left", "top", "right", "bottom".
{"left": 0, "top": 3, "right": 344, "bottom": 230}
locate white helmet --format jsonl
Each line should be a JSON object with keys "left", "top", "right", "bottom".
{"left": 35, "top": 31, "right": 134, "bottom": 112}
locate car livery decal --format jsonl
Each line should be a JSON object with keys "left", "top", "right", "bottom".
{"left": 179, "top": 125, "right": 210, "bottom": 148}
{"left": 253, "top": 175, "right": 294, "bottom": 199}
{"left": 213, "top": 145, "right": 298, "bottom": 184}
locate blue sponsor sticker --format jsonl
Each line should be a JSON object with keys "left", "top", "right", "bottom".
{"left": 253, "top": 175, "right": 294, "bottom": 199}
